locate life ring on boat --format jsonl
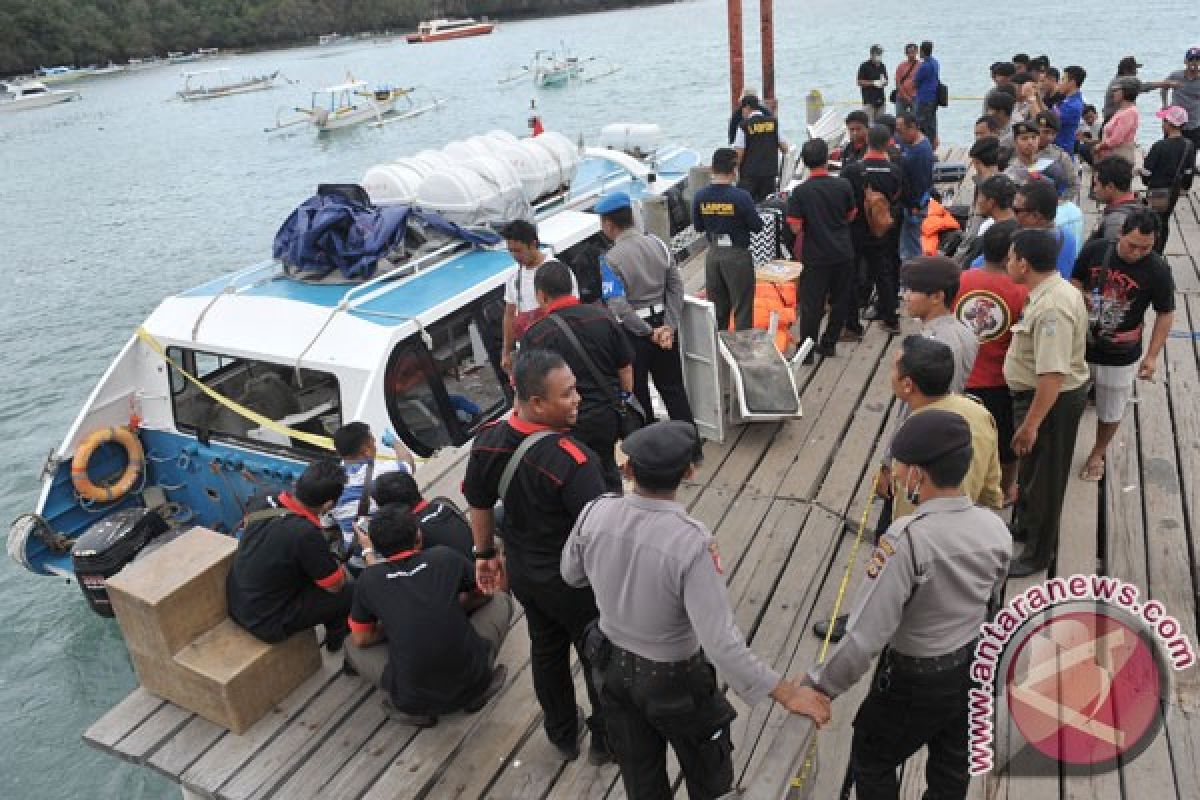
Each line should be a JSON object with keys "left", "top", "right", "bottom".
{"left": 71, "top": 426, "right": 145, "bottom": 503}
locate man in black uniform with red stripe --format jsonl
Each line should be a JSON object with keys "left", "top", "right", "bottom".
{"left": 521, "top": 260, "right": 635, "bottom": 492}
{"left": 464, "top": 348, "right": 612, "bottom": 764}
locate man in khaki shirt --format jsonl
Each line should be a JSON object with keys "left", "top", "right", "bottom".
{"left": 1003, "top": 228, "right": 1089, "bottom": 576}
{"left": 889, "top": 336, "right": 1004, "bottom": 518}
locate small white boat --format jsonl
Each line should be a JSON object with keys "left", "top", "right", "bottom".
{"left": 177, "top": 68, "right": 280, "bottom": 101}
{"left": 499, "top": 47, "right": 621, "bottom": 89}
{"left": 35, "top": 65, "right": 95, "bottom": 83}
{"left": 267, "top": 79, "right": 445, "bottom": 133}
{"left": 0, "top": 80, "right": 81, "bottom": 112}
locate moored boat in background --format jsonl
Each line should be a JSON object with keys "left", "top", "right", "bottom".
{"left": 177, "top": 68, "right": 281, "bottom": 101}
{"left": 406, "top": 17, "right": 496, "bottom": 44}
{"left": 0, "top": 80, "right": 82, "bottom": 112}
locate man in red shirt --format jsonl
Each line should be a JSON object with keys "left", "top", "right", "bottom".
{"left": 893, "top": 43, "right": 920, "bottom": 117}
{"left": 953, "top": 223, "right": 1027, "bottom": 503}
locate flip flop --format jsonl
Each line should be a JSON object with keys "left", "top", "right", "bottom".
{"left": 1079, "top": 461, "right": 1105, "bottom": 482}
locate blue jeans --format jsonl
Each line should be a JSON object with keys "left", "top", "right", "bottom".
{"left": 899, "top": 208, "right": 925, "bottom": 262}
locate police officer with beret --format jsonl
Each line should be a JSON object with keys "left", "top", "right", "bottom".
{"left": 596, "top": 191, "right": 694, "bottom": 425}
{"left": 562, "top": 421, "right": 831, "bottom": 800}
{"left": 807, "top": 410, "right": 1011, "bottom": 800}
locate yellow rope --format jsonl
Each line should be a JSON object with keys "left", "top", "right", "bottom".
{"left": 135, "top": 326, "right": 415, "bottom": 461}
{"left": 789, "top": 470, "right": 880, "bottom": 792}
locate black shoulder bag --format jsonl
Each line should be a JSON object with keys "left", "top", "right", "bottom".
{"left": 547, "top": 314, "right": 645, "bottom": 439}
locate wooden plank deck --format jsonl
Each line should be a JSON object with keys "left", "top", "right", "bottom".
{"left": 83, "top": 160, "right": 1200, "bottom": 800}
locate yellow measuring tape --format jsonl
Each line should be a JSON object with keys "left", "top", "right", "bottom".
{"left": 789, "top": 471, "right": 880, "bottom": 793}
{"left": 136, "top": 326, "right": 412, "bottom": 462}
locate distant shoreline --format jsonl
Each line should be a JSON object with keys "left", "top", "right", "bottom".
{"left": 1, "top": 0, "right": 683, "bottom": 78}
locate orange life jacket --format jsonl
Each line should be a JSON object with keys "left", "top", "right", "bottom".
{"left": 920, "top": 198, "right": 961, "bottom": 256}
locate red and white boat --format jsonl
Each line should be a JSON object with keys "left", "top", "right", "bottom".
{"left": 405, "top": 17, "right": 495, "bottom": 44}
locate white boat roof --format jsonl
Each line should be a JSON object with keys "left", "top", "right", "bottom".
{"left": 539, "top": 210, "right": 601, "bottom": 254}
{"left": 317, "top": 80, "right": 368, "bottom": 93}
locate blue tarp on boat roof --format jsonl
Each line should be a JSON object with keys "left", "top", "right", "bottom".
{"left": 272, "top": 189, "right": 500, "bottom": 282}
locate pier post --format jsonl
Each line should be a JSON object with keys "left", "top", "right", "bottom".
{"left": 760, "top": 0, "right": 776, "bottom": 113}
{"left": 727, "top": 0, "right": 744, "bottom": 109}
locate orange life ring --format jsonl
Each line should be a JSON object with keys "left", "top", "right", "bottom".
{"left": 71, "top": 426, "right": 145, "bottom": 503}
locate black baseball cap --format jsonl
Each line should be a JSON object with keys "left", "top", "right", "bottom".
{"left": 1118, "top": 55, "right": 1144, "bottom": 72}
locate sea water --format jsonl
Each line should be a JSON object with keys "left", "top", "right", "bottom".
{"left": 1, "top": 0, "right": 1195, "bottom": 795}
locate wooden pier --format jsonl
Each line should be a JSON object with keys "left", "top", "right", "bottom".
{"left": 84, "top": 155, "right": 1200, "bottom": 799}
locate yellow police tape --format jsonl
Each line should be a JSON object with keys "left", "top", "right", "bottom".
{"left": 824, "top": 96, "right": 986, "bottom": 106}
{"left": 135, "top": 326, "right": 412, "bottom": 462}
{"left": 789, "top": 471, "right": 880, "bottom": 794}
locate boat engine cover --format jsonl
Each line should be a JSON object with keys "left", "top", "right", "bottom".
{"left": 71, "top": 508, "right": 169, "bottom": 617}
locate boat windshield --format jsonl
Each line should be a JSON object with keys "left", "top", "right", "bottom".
{"left": 166, "top": 347, "right": 343, "bottom": 455}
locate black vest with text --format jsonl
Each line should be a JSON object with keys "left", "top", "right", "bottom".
{"left": 740, "top": 113, "right": 780, "bottom": 178}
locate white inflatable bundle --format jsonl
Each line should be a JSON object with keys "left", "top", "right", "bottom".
{"left": 359, "top": 128, "right": 577, "bottom": 222}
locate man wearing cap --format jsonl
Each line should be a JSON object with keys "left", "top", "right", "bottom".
{"left": 562, "top": 421, "right": 832, "bottom": 799}
{"left": 1003, "top": 229, "right": 1089, "bottom": 577}
{"left": 894, "top": 44, "right": 920, "bottom": 117}
{"left": 1143, "top": 105, "right": 1196, "bottom": 252}
{"left": 1034, "top": 110, "right": 1080, "bottom": 203}
{"left": 1004, "top": 121, "right": 1069, "bottom": 194}
{"left": 1103, "top": 56, "right": 1173, "bottom": 123}
{"left": 857, "top": 45, "right": 889, "bottom": 123}
{"left": 806, "top": 410, "right": 1011, "bottom": 800}
{"left": 1161, "top": 48, "right": 1200, "bottom": 152}
{"left": 733, "top": 94, "right": 789, "bottom": 201}
{"left": 596, "top": 191, "right": 694, "bottom": 425}
{"left": 692, "top": 147, "right": 763, "bottom": 332}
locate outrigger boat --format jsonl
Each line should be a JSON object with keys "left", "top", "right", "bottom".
{"left": 7, "top": 123, "right": 723, "bottom": 612}
{"left": 0, "top": 80, "right": 81, "bottom": 112}
{"left": 406, "top": 17, "right": 496, "bottom": 44}
{"left": 177, "top": 68, "right": 280, "bottom": 101}
{"left": 266, "top": 79, "right": 445, "bottom": 133}
{"left": 499, "top": 47, "right": 622, "bottom": 89}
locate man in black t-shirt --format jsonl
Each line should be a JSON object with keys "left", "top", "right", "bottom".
{"left": 521, "top": 260, "right": 635, "bottom": 492}
{"left": 842, "top": 124, "right": 905, "bottom": 334}
{"left": 734, "top": 94, "right": 789, "bottom": 201}
{"left": 787, "top": 138, "right": 859, "bottom": 361}
{"left": 346, "top": 505, "right": 511, "bottom": 727}
{"left": 226, "top": 459, "right": 353, "bottom": 651}
{"left": 464, "top": 348, "right": 611, "bottom": 764}
{"left": 1070, "top": 209, "right": 1176, "bottom": 482}
{"left": 857, "top": 45, "right": 888, "bottom": 123}
{"left": 371, "top": 470, "right": 473, "bottom": 560}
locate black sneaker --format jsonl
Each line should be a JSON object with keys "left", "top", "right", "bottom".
{"left": 381, "top": 697, "right": 438, "bottom": 728}
{"left": 464, "top": 664, "right": 508, "bottom": 713}
{"left": 812, "top": 614, "right": 848, "bottom": 642}
{"left": 817, "top": 342, "right": 836, "bottom": 358}
{"left": 553, "top": 708, "right": 587, "bottom": 761}
{"left": 323, "top": 626, "right": 347, "bottom": 653}
{"left": 588, "top": 734, "right": 614, "bottom": 767}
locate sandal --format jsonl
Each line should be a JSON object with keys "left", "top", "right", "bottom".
{"left": 1079, "top": 461, "right": 1105, "bottom": 482}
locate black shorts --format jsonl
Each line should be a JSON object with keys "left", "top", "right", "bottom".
{"left": 971, "top": 386, "right": 1015, "bottom": 464}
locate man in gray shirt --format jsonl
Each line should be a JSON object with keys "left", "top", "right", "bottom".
{"left": 1161, "top": 47, "right": 1200, "bottom": 152}
{"left": 563, "top": 421, "right": 830, "bottom": 799}
{"left": 807, "top": 410, "right": 1011, "bottom": 800}
{"left": 596, "top": 191, "right": 693, "bottom": 424}
{"left": 815, "top": 255, "right": 979, "bottom": 643}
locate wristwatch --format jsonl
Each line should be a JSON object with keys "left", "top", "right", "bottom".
{"left": 473, "top": 545, "right": 498, "bottom": 560}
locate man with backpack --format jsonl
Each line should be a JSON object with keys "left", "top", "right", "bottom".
{"left": 842, "top": 125, "right": 905, "bottom": 335}
{"left": 1089, "top": 157, "right": 1141, "bottom": 243}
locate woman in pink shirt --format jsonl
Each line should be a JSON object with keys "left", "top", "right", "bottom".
{"left": 1097, "top": 81, "right": 1139, "bottom": 165}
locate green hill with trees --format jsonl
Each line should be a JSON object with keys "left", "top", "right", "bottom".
{"left": 0, "top": 0, "right": 668, "bottom": 75}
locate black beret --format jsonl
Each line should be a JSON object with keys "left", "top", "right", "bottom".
{"left": 891, "top": 410, "right": 972, "bottom": 467}
{"left": 1034, "top": 110, "right": 1061, "bottom": 131}
{"left": 623, "top": 421, "right": 700, "bottom": 472}
{"left": 1012, "top": 120, "right": 1039, "bottom": 138}
{"left": 900, "top": 256, "right": 960, "bottom": 294}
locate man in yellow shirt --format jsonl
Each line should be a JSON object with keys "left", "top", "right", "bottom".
{"left": 1003, "top": 228, "right": 1089, "bottom": 577}
{"left": 814, "top": 334, "right": 1003, "bottom": 642}
{"left": 889, "top": 336, "right": 1004, "bottom": 518}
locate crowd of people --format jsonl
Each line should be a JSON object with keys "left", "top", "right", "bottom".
{"left": 213, "top": 45, "right": 1197, "bottom": 800}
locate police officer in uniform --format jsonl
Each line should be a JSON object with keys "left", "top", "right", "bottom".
{"left": 597, "top": 191, "right": 694, "bottom": 424}
{"left": 692, "top": 147, "right": 764, "bottom": 331}
{"left": 733, "top": 94, "right": 789, "bottom": 201}
{"left": 562, "top": 421, "right": 832, "bottom": 800}
{"left": 806, "top": 410, "right": 1011, "bottom": 800}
